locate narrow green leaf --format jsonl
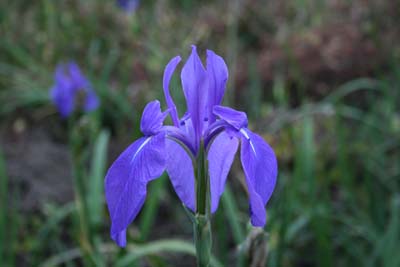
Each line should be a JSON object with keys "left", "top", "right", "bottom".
{"left": 40, "top": 240, "right": 223, "bottom": 267}
{"left": 0, "top": 148, "right": 7, "bottom": 262}
{"left": 139, "top": 173, "right": 167, "bottom": 241}
{"left": 118, "top": 239, "right": 223, "bottom": 267}
{"left": 247, "top": 53, "right": 262, "bottom": 119}
{"left": 323, "top": 78, "right": 379, "bottom": 103}
{"left": 36, "top": 203, "right": 76, "bottom": 243}
{"left": 88, "top": 130, "right": 110, "bottom": 227}
{"left": 0, "top": 149, "right": 18, "bottom": 267}
{"left": 221, "top": 185, "right": 244, "bottom": 244}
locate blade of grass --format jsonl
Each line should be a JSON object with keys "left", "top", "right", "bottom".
{"left": 246, "top": 53, "right": 262, "bottom": 119}
{"left": 323, "top": 78, "right": 379, "bottom": 103}
{"left": 117, "top": 239, "right": 223, "bottom": 267}
{"left": 221, "top": 185, "right": 244, "bottom": 244}
{"left": 367, "top": 196, "right": 400, "bottom": 267}
{"left": 222, "top": 185, "right": 245, "bottom": 267}
{"left": 88, "top": 130, "right": 110, "bottom": 227}
{"left": 293, "top": 112, "right": 334, "bottom": 266}
{"left": 40, "top": 240, "right": 223, "bottom": 267}
{"left": 0, "top": 148, "right": 18, "bottom": 267}
{"left": 214, "top": 203, "right": 228, "bottom": 263}
{"left": 139, "top": 173, "right": 167, "bottom": 241}
{"left": 0, "top": 148, "right": 8, "bottom": 263}
{"left": 36, "top": 203, "right": 76, "bottom": 244}
{"left": 273, "top": 73, "right": 288, "bottom": 107}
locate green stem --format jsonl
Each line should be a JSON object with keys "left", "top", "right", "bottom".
{"left": 194, "top": 214, "right": 212, "bottom": 267}
{"left": 194, "top": 140, "right": 212, "bottom": 267}
{"left": 68, "top": 117, "right": 102, "bottom": 266}
{"left": 196, "top": 142, "right": 208, "bottom": 215}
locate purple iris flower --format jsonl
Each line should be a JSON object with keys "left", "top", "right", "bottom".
{"left": 116, "top": 0, "right": 140, "bottom": 12}
{"left": 50, "top": 62, "right": 99, "bottom": 118}
{"left": 105, "top": 46, "right": 278, "bottom": 247}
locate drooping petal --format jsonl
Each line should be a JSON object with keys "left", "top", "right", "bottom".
{"left": 50, "top": 74, "right": 75, "bottom": 118}
{"left": 240, "top": 128, "right": 278, "bottom": 226}
{"left": 50, "top": 85, "right": 74, "bottom": 118}
{"left": 181, "top": 45, "right": 208, "bottom": 149}
{"left": 140, "top": 100, "right": 169, "bottom": 136}
{"left": 206, "top": 50, "right": 228, "bottom": 123}
{"left": 213, "top": 105, "right": 248, "bottom": 130}
{"left": 105, "top": 132, "right": 166, "bottom": 247}
{"left": 208, "top": 131, "right": 238, "bottom": 213}
{"left": 50, "top": 64, "right": 75, "bottom": 117}
{"left": 163, "top": 56, "right": 181, "bottom": 127}
{"left": 113, "top": 229, "right": 128, "bottom": 247}
{"left": 242, "top": 178, "right": 266, "bottom": 227}
{"left": 165, "top": 139, "right": 196, "bottom": 211}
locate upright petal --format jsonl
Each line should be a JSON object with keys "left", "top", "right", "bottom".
{"left": 208, "top": 131, "right": 238, "bottom": 213}
{"left": 163, "top": 56, "right": 181, "bottom": 127}
{"left": 105, "top": 132, "right": 166, "bottom": 246}
{"left": 50, "top": 86, "right": 73, "bottom": 118}
{"left": 68, "top": 61, "right": 90, "bottom": 90}
{"left": 140, "top": 100, "right": 169, "bottom": 136}
{"left": 179, "top": 115, "right": 196, "bottom": 150}
{"left": 116, "top": 0, "right": 140, "bottom": 12}
{"left": 165, "top": 139, "right": 196, "bottom": 211}
{"left": 213, "top": 105, "right": 248, "bottom": 130}
{"left": 181, "top": 46, "right": 208, "bottom": 149}
{"left": 50, "top": 75, "right": 75, "bottom": 118}
{"left": 240, "top": 128, "right": 278, "bottom": 226}
{"left": 54, "top": 64, "right": 71, "bottom": 87}
{"left": 206, "top": 50, "right": 228, "bottom": 123}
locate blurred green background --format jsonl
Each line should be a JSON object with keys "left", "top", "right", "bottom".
{"left": 1, "top": 0, "right": 400, "bottom": 266}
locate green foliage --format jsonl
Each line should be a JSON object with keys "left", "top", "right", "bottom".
{"left": 139, "top": 174, "right": 167, "bottom": 241}
{"left": 0, "top": 148, "right": 19, "bottom": 267}
{"left": 88, "top": 130, "right": 110, "bottom": 227}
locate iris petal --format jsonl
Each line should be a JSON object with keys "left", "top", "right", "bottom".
{"left": 50, "top": 87, "right": 72, "bottom": 118}
{"left": 68, "top": 62, "right": 90, "bottom": 89}
{"left": 165, "top": 139, "right": 196, "bottom": 211}
{"left": 140, "top": 100, "right": 169, "bottom": 136}
{"left": 208, "top": 131, "right": 238, "bottom": 213}
{"left": 54, "top": 64, "right": 72, "bottom": 88}
{"left": 50, "top": 66, "right": 75, "bottom": 118}
{"left": 116, "top": 0, "right": 140, "bottom": 12}
{"left": 206, "top": 50, "right": 228, "bottom": 123}
{"left": 67, "top": 62, "right": 99, "bottom": 112}
{"left": 213, "top": 105, "right": 248, "bottom": 130}
{"left": 240, "top": 128, "right": 277, "bottom": 226}
{"left": 105, "top": 132, "right": 166, "bottom": 247}
{"left": 163, "top": 56, "right": 181, "bottom": 127}
{"left": 181, "top": 45, "right": 208, "bottom": 149}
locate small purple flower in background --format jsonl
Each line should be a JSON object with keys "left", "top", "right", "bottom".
{"left": 116, "top": 0, "right": 140, "bottom": 13}
{"left": 50, "top": 62, "right": 99, "bottom": 118}
{"left": 105, "top": 46, "right": 278, "bottom": 247}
